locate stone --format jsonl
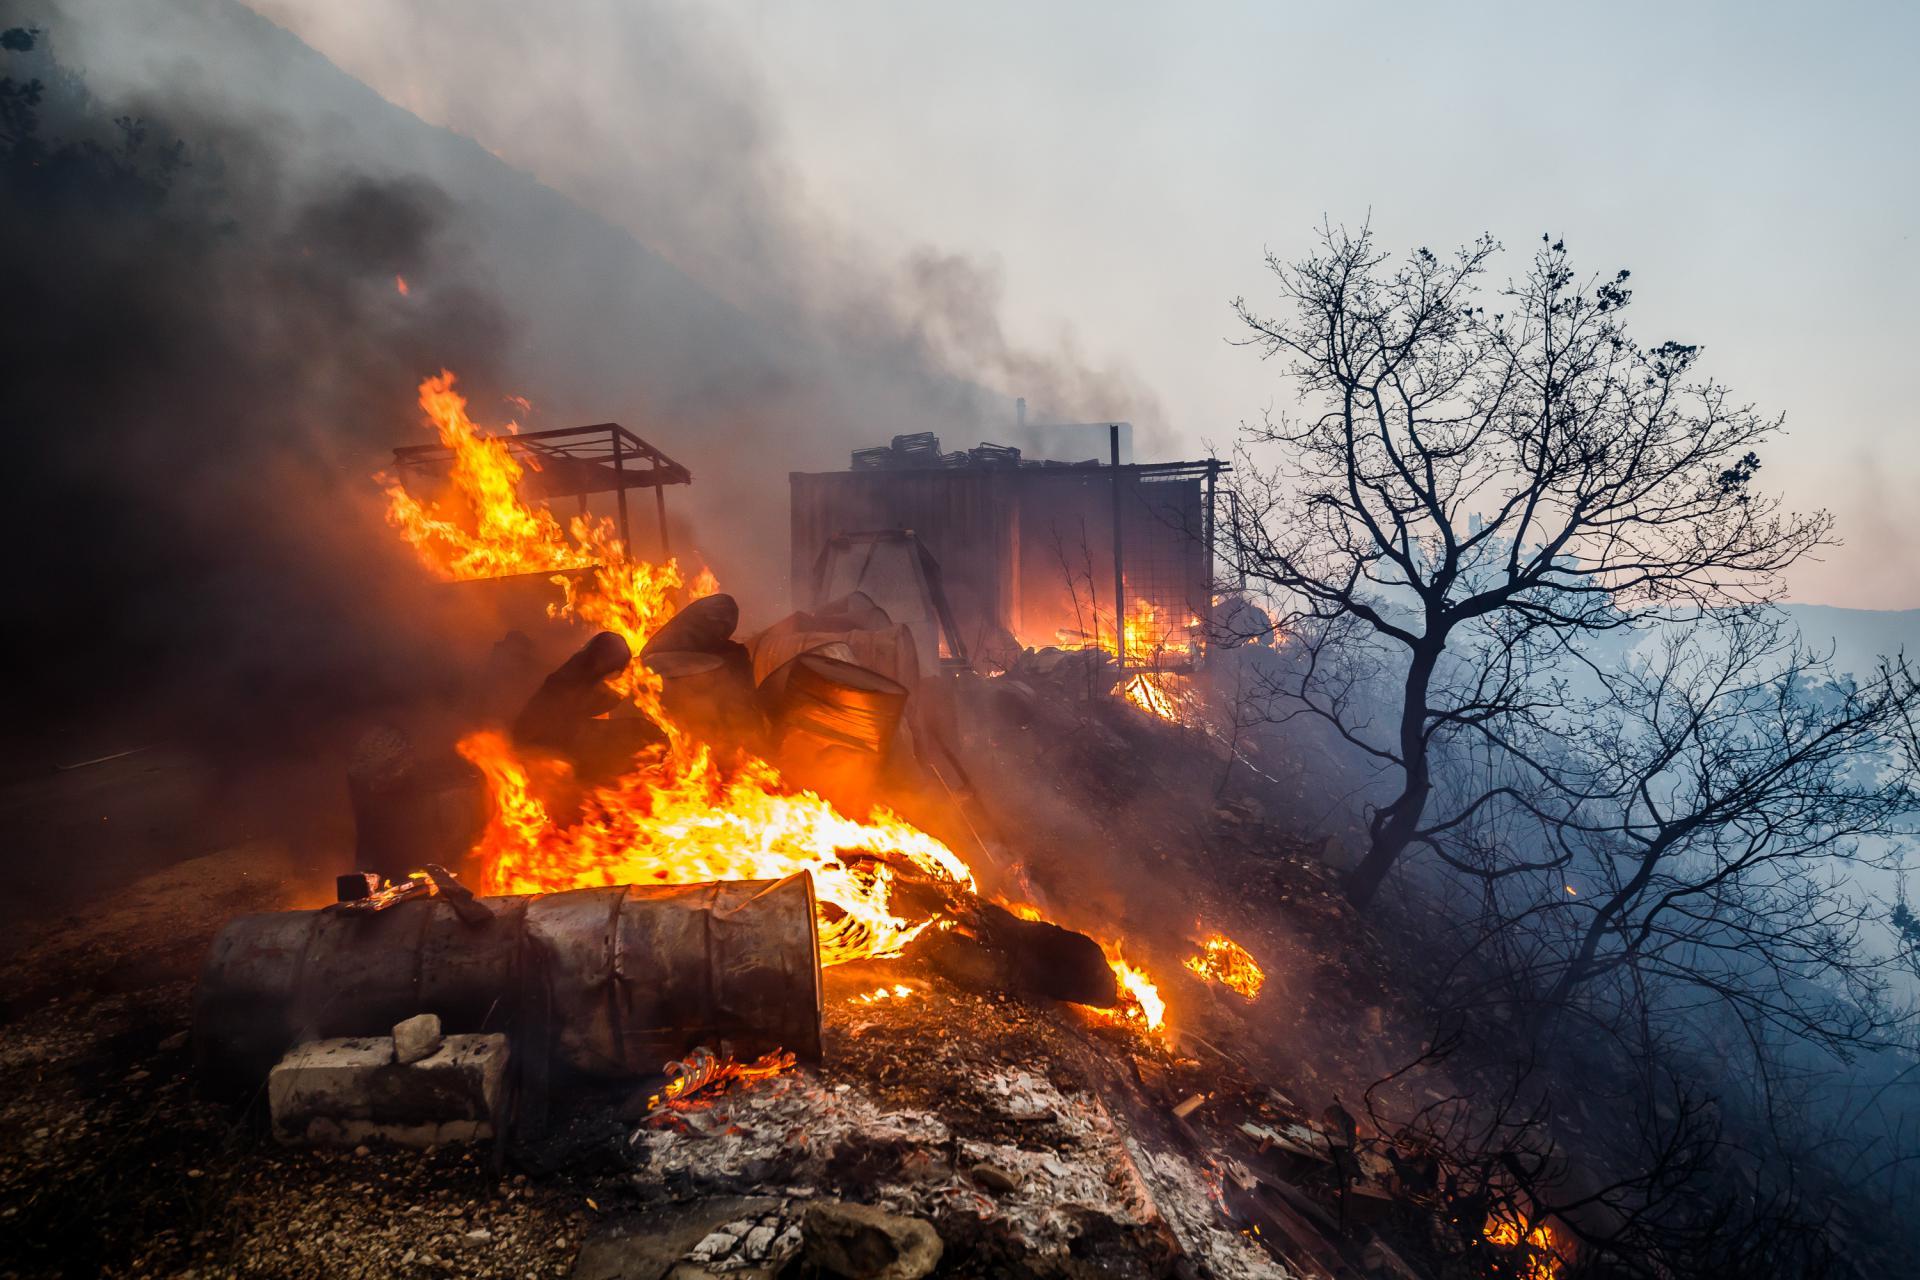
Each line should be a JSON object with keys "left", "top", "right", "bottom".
{"left": 800, "top": 1201, "right": 942, "bottom": 1280}
{"left": 393, "top": 1013, "right": 445, "bottom": 1065}
{"left": 268, "top": 1034, "right": 509, "bottom": 1146}
{"left": 690, "top": 1231, "right": 736, "bottom": 1262}
{"left": 969, "top": 1162, "right": 1020, "bottom": 1194}
{"left": 741, "top": 1224, "right": 778, "bottom": 1258}
{"left": 570, "top": 1198, "right": 780, "bottom": 1280}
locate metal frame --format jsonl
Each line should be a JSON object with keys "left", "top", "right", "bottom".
{"left": 392, "top": 423, "right": 691, "bottom": 556}
{"left": 809, "top": 529, "right": 971, "bottom": 667}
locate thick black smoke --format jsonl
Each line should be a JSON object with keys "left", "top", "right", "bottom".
{"left": 0, "top": 18, "right": 509, "bottom": 755}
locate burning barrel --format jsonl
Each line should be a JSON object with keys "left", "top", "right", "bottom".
{"left": 194, "top": 874, "right": 823, "bottom": 1088}
{"left": 768, "top": 653, "right": 911, "bottom": 814}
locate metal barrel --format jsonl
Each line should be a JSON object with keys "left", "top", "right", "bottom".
{"left": 769, "top": 653, "right": 910, "bottom": 813}
{"left": 645, "top": 650, "right": 766, "bottom": 750}
{"left": 193, "top": 874, "right": 822, "bottom": 1088}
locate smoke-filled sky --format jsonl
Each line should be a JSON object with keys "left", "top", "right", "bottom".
{"left": 31, "top": 0, "right": 1920, "bottom": 612}
{"left": 234, "top": 0, "right": 1920, "bottom": 610}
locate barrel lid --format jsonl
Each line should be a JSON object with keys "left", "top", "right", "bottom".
{"left": 793, "top": 652, "right": 909, "bottom": 696}
{"left": 644, "top": 650, "right": 726, "bottom": 679}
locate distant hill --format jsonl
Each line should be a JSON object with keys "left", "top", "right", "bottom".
{"left": 1781, "top": 605, "right": 1920, "bottom": 680}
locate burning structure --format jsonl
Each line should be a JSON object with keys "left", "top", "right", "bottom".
{"left": 790, "top": 429, "right": 1226, "bottom": 672}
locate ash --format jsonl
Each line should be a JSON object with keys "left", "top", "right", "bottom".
{"left": 627, "top": 990, "right": 1286, "bottom": 1278}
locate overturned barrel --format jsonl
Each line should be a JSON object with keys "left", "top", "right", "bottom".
{"left": 194, "top": 874, "right": 822, "bottom": 1089}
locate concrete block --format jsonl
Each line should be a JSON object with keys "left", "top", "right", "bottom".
{"left": 269, "top": 1033, "right": 509, "bottom": 1145}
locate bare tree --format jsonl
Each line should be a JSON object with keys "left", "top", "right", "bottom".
{"left": 1544, "top": 618, "right": 1915, "bottom": 1026}
{"left": 1226, "top": 224, "right": 1832, "bottom": 906}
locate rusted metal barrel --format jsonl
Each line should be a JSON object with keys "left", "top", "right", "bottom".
{"left": 193, "top": 874, "right": 822, "bottom": 1088}
{"left": 645, "top": 650, "right": 766, "bottom": 749}
{"left": 769, "top": 653, "right": 910, "bottom": 813}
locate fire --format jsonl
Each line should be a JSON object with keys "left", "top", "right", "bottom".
{"left": 645, "top": 1046, "right": 796, "bottom": 1112}
{"left": 854, "top": 984, "right": 915, "bottom": 1004}
{"left": 1121, "top": 671, "right": 1187, "bottom": 723}
{"left": 1056, "top": 597, "right": 1199, "bottom": 667}
{"left": 1121, "top": 597, "right": 1198, "bottom": 665}
{"left": 1104, "top": 943, "right": 1167, "bottom": 1031}
{"left": 1183, "top": 933, "right": 1265, "bottom": 1000}
{"left": 385, "top": 372, "right": 971, "bottom": 966}
{"left": 394, "top": 274, "right": 410, "bottom": 296}
{"left": 1482, "top": 1211, "right": 1566, "bottom": 1280}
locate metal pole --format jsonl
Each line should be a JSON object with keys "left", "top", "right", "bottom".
{"left": 655, "top": 471, "right": 671, "bottom": 558}
{"left": 612, "top": 430, "right": 631, "bottom": 550}
{"left": 1203, "top": 459, "right": 1219, "bottom": 657}
{"left": 1109, "top": 424, "right": 1126, "bottom": 669}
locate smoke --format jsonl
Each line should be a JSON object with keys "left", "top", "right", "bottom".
{"left": 4, "top": 0, "right": 1169, "bottom": 756}
{"left": 0, "top": 13, "right": 513, "bottom": 752}
{"left": 85, "top": 0, "right": 1166, "bottom": 594}
{"left": 234, "top": 0, "right": 1163, "bottom": 433}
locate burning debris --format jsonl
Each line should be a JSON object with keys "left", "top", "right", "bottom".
{"left": 386, "top": 373, "right": 982, "bottom": 968}
{"left": 643, "top": 1046, "right": 799, "bottom": 1114}
{"left": 1184, "top": 934, "right": 1267, "bottom": 1001}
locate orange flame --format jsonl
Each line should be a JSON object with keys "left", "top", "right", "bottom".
{"left": 1054, "top": 597, "right": 1199, "bottom": 667}
{"left": 1121, "top": 672, "right": 1187, "bottom": 723}
{"left": 645, "top": 1046, "right": 795, "bottom": 1112}
{"left": 1183, "top": 933, "right": 1266, "bottom": 1000}
{"left": 1104, "top": 943, "right": 1167, "bottom": 1031}
{"left": 384, "top": 373, "right": 971, "bottom": 965}
{"left": 1483, "top": 1211, "right": 1566, "bottom": 1279}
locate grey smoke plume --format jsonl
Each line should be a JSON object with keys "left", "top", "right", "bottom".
{"left": 5, "top": 0, "right": 1166, "bottom": 751}
{"left": 43, "top": 0, "right": 1166, "bottom": 610}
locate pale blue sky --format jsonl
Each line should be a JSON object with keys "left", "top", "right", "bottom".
{"left": 251, "top": 0, "right": 1920, "bottom": 606}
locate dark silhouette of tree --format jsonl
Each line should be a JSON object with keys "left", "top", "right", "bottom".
{"left": 1225, "top": 224, "right": 1832, "bottom": 907}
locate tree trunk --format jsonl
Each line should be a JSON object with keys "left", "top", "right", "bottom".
{"left": 1341, "top": 643, "right": 1439, "bottom": 908}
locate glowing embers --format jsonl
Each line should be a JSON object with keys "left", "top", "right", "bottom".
{"left": 1183, "top": 933, "right": 1266, "bottom": 1000}
{"left": 1482, "top": 1210, "right": 1568, "bottom": 1280}
{"left": 645, "top": 1045, "right": 798, "bottom": 1114}
{"left": 853, "top": 984, "right": 915, "bottom": 1004}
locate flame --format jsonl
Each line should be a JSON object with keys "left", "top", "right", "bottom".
{"left": 1104, "top": 943, "right": 1166, "bottom": 1031}
{"left": 385, "top": 372, "right": 972, "bottom": 966}
{"left": 1183, "top": 933, "right": 1266, "bottom": 1000}
{"left": 1055, "top": 597, "right": 1200, "bottom": 667}
{"left": 1121, "top": 597, "right": 1198, "bottom": 665}
{"left": 645, "top": 1046, "right": 795, "bottom": 1112}
{"left": 854, "top": 984, "right": 915, "bottom": 1004}
{"left": 1121, "top": 671, "right": 1187, "bottom": 723}
{"left": 394, "top": 274, "right": 410, "bottom": 296}
{"left": 1483, "top": 1211, "right": 1566, "bottom": 1280}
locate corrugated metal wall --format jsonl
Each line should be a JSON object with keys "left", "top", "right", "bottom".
{"left": 790, "top": 468, "right": 1208, "bottom": 660}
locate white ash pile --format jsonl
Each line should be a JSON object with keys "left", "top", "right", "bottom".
{"left": 616, "top": 1059, "right": 1283, "bottom": 1279}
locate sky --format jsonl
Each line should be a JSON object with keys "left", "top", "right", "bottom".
{"left": 249, "top": 0, "right": 1920, "bottom": 608}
